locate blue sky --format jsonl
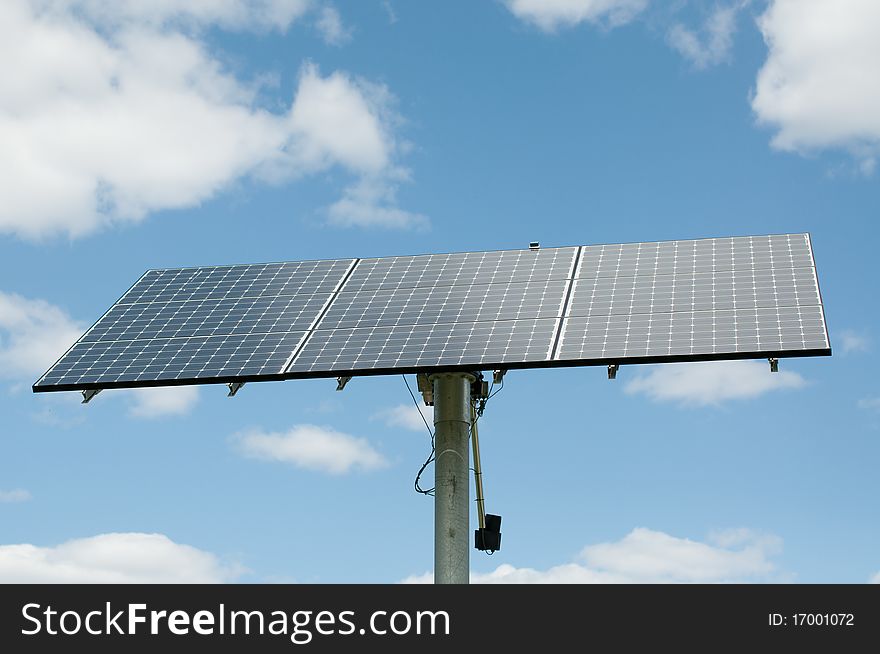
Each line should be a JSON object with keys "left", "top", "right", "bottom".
{"left": 1, "top": 0, "right": 878, "bottom": 583}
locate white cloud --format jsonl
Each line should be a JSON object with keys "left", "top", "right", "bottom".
{"left": 625, "top": 360, "right": 805, "bottom": 406}
{"left": 0, "top": 532, "right": 242, "bottom": 583}
{"left": 235, "top": 424, "right": 388, "bottom": 474}
{"left": 0, "top": 291, "right": 83, "bottom": 380}
{"left": 403, "top": 527, "right": 782, "bottom": 583}
{"left": 315, "top": 4, "right": 351, "bottom": 45}
{"left": 579, "top": 527, "right": 781, "bottom": 582}
{"left": 382, "top": 1, "right": 398, "bottom": 24}
{"left": 0, "top": 0, "right": 422, "bottom": 239}
{"left": 668, "top": 2, "right": 748, "bottom": 69}
{"left": 327, "top": 177, "right": 429, "bottom": 229}
{"left": 857, "top": 397, "right": 880, "bottom": 412}
{"left": 286, "top": 63, "right": 392, "bottom": 174}
{"left": 0, "top": 489, "right": 32, "bottom": 503}
{"left": 32, "top": 0, "right": 312, "bottom": 31}
{"left": 373, "top": 403, "right": 433, "bottom": 432}
{"left": 127, "top": 386, "right": 201, "bottom": 418}
{"left": 838, "top": 329, "right": 869, "bottom": 354}
{"left": 870, "top": 571, "right": 880, "bottom": 584}
{"left": 505, "top": 0, "right": 648, "bottom": 32}
{"left": 752, "top": 0, "right": 880, "bottom": 166}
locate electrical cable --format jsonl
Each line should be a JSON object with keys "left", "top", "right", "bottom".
{"left": 404, "top": 375, "right": 435, "bottom": 496}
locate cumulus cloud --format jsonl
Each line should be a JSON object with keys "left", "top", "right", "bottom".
{"left": 752, "top": 0, "right": 880, "bottom": 168}
{"left": 373, "top": 403, "right": 433, "bottom": 432}
{"left": 579, "top": 527, "right": 781, "bottom": 582}
{"left": 624, "top": 360, "right": 805, "bottom": 406}
{"left": 235, "top": 424, "right": 388, "bottom": 474}
{"left": 0, "top": 532, "right": 242, "bottom": 583}
{"left": 127, "top": 386, "right": 201, "bottom": 418}
{"left": 0, "top": 291, "right": 84, "bottom": 380}
{"left": 505, "top": 0, "right": 648, "bottom": 32}
{"left": 403, "top": 527, "right": 782, "bottom": 583}
{"left": 0, "top": 0, "right": 422, "bottom": 239}
{"left": 287, "top": 63, "right": 391, "bottom": 174}
{"left": 870, "top": 571, "right": 880, "bottom": 584}
{"left": 838, "top": 329, "right": 869, "bottom": 354}
{"left": 667, "top": 2, "right": 749, "bottom": 69}
{"left": 0, "top": 489, "right": 32, "bottom": 503}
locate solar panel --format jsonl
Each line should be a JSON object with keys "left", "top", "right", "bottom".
{"left": 556, "top": 234, "right": 828, "bottom": 361}
{"left": 33, "top": 234, "right": 830, "bottom": 393}
{"left": 34, "top": 259, "right": 355, "bottom": 389}
{"left": 284, "top": 248, "right": 577, "bottom": 375}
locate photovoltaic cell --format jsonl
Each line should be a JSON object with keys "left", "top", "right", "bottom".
{"left": 33, "top": 234, "right": 830, "bottom": 393}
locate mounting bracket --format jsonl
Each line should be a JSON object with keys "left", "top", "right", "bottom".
{"left": 416, "top": 373, "right": 433, "bottom": 405}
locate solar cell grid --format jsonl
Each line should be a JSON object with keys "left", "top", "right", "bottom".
{"left": 120, "top": 259, "right": 353, "bottom": 304}
{"left": 343, "top": 247, "right": 578, "bottom": 293}
{"left": 576, "top": 234, "right": 813, "bottom": 278}
{"left": 83, "top": 294, "right": 331, "bottom": 342}
{"left": 37, "top": 331, "right": 307, "bottom": 387}
{"left": 286, "top": 318, "right": 559, "bottom": 374}
{"left": 319, "top": 279, "right": 568, "bottom": 331}
{"left": 557, "top": 306, "right": 827, "bottom": 361}
{"left": 567, "top": 267, "right": 820, "bottom": 317}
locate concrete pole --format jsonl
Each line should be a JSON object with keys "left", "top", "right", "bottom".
{"left": 432, "top": 372, "right": 473, "bottom": 584}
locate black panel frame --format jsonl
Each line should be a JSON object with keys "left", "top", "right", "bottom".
{"left": 33, "top": 345, "right": 831, "bottom": 393}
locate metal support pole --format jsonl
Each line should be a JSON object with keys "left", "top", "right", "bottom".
{"left": 432, "top": 372, "right": 474, "bottom": 584}
{"left": 471, "top": 402, "right": 486, "bottom": 530}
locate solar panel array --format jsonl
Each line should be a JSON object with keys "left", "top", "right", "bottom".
{"left": 34, "top": 234, "right": 830, "bottom": 392}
